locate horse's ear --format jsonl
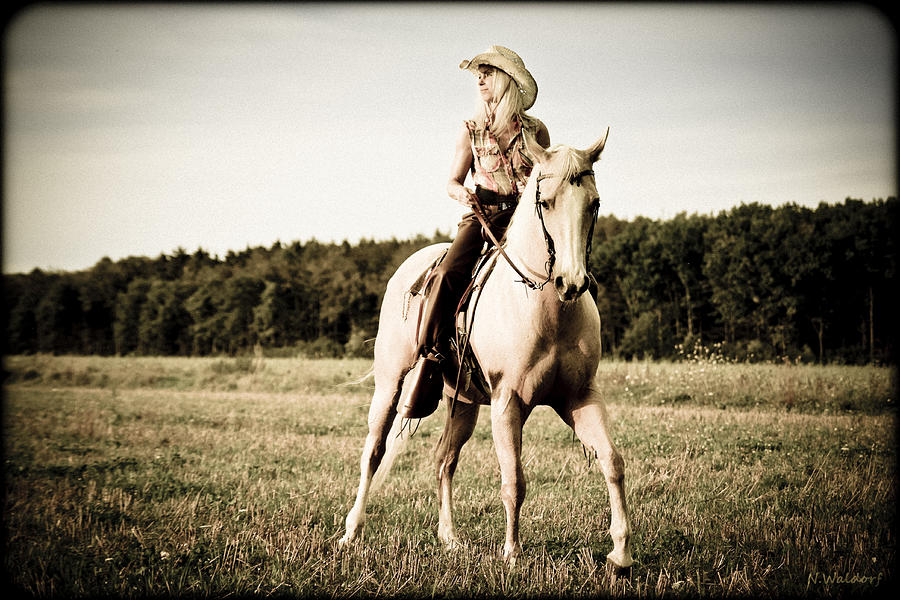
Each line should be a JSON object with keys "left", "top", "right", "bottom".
{"left": 586, "top": 127, "right": 610, "bottom": 163}
{"left": 524, "top": 131, "right": 551, "bottom": 165}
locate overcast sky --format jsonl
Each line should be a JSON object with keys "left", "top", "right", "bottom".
{"left": 3, "top": 2, "right": 896, "bottom": 274}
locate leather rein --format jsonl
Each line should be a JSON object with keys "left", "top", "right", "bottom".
{"left": 470, "top": 168, "right": 598, "bottom": 291}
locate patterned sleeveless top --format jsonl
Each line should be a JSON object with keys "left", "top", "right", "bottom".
{"left": 466, "top": 116, "right": 539, "bottom": 197}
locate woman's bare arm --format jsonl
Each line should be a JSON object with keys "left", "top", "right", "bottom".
{"left": 446, "top": 124, "right": 477, "bottom": 207}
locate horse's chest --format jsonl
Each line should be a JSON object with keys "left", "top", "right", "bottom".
{"left": 477, "top": 321, "right": 595, "bottom": 403}
{"left": 469, "top": 285, "right": 599, "bottom": 402}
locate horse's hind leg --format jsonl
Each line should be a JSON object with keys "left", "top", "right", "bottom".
{"left": 554, "top": 391, "right": 633, "bottom": 569}
{"left": 434, "top": 401, "right": 479, "bottom": 548}
{"left": 339, "top": 371, "right": 406, "bottom": 546}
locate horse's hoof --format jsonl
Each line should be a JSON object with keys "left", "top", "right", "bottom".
{"left": 605, "top": 557, "right": 633, "bottom": 579}
{"left": 502, "top": 545, "right": 523, "bottom": 567}
{"left": 441, "top": 537, "right": 463, "bottom": 552}
{"left": 439, "top": 530, "right": 464, "bottom": 551}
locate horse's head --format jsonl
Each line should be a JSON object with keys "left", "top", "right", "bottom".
{"left": 520, "top": 130, "right": 608, "bottom": 302}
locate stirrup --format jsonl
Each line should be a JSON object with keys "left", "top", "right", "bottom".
{"left": 399, "top": 353, "right": 444, "bottom": 420}
{"left": 422, "top": 347, "right": 446, "bottom": 363}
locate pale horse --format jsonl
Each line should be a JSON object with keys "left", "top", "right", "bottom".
{"left": 339, "top": 130, "right": 633, "bottom": 569}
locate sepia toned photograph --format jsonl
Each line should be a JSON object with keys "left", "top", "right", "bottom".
{"left": 3, "top": 3, "right": 895, "bottom": 597}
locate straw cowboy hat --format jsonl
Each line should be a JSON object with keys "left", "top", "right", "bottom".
{"left": 460, "top": 46, "right": 538, "bottom": 110}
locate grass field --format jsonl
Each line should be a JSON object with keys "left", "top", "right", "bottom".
{"left": 3, "top": 355, "right": 896, "bottom": 598}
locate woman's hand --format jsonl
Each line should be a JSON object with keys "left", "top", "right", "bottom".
{"left": 449, "top": 183, "right": 477, "bottom": 207}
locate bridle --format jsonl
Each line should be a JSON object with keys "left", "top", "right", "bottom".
{"left": 473, "top": 168, "right": 598, "bottom": 292}
{"left": 532, "top": 168, "right": 597, "bottom": 290}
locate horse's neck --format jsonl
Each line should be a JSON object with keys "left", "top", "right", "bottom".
{"left": 489, "top": 238, "right": 566, "bottom": 331}
{"left": 504, "top": 184, "right": 550, "bottom": 280}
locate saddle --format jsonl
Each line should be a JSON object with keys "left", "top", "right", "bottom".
{"left": 404, "top": 249, "right": 497, "bottom": 410}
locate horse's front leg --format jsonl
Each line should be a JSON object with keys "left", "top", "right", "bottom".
{"left": 434, "top": 401, "right": 479, "bottom": 548}
{"left": 554, "top": 390, "right": 633, "bottom": 569}
{"left": 490, "top": 389, "right": 531, "bottom": 562}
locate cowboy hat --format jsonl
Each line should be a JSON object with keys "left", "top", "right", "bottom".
{"left": 459, "top": 46, "right": 538, "bottom": 110}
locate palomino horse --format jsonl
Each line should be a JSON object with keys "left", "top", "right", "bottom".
{"left": 339, "top": 131, "right": 633, "bottom": 569}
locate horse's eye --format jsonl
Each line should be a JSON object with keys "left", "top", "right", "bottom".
{"left": 537, "top": 200, "right": 550, "bottom": 210}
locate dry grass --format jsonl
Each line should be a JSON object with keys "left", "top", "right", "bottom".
{"left": 2, "top": 356, "right": 896, "bottom": 597}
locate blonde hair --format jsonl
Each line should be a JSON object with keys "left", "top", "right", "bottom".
{"left": 475, "top": 68, "right": 528, "bottom": 134}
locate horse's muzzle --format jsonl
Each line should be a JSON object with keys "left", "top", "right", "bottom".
{"left": 555, "top": 275, "right": 590, "bottom": 302}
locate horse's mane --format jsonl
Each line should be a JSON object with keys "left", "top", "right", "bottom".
{"left": 543, "top": 144, "right": 587, "bottom": 182}
{"left": 501, "top": 144, "right": 587, "bottom": 248}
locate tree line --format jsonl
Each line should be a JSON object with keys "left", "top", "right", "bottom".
{"left": 4, "top": 198, "right": 896, "bottom": 364}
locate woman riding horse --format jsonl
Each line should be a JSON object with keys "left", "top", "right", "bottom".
{"left": 402, "top": 46, "right": 551, "bottom": 419}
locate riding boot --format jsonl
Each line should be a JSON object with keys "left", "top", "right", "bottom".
{"left": 399, "top": 349, "right": 445, "bottom": 419}
{"left": 401, "top": 214, "right": 488, "bottom": 420}
{"left": 400, "top": 268, "right": 458, "bottom": 419}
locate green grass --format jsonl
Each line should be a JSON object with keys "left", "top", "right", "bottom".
{"left": 3, "top": 356, "right": 896, "bottom": 597}
{"left": 4, "top": 354, "right": 894, "bottom": 415}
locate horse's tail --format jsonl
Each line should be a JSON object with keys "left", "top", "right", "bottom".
{"left": 370, "top": 412, "right": 412, "bottom": 492}
{"left": 340, "top": 365, "right": 375, "bottom": 388}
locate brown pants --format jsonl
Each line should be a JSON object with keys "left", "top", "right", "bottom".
{"left": 418, "top": 206, "right": 514, "bottom": 355}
